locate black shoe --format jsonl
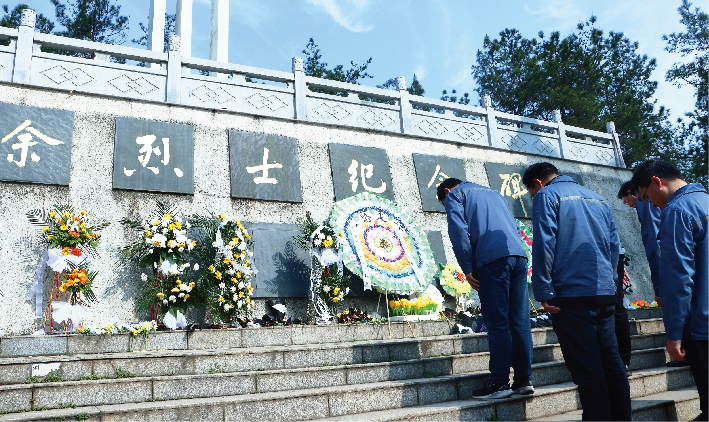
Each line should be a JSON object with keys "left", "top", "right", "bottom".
{"left": 667, "top": 359, "right": 691, "bottom": 367}
{"left": 472, "top": 379, "right": 513, "bottom": 399}
{"left": 511, "top": 379, "right": 534, "bottom": 395}
{"left": 625, "top": 364, "right": 632, "bottom": 377}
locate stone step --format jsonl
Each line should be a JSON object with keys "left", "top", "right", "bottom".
{"left": 0, "top": 328, "right": 664, "bottom": 386}
{"left": 0, "top": 364, "right": 691, "bottom": 422}
{"left": 0, "top": 345, "right": 673, "bottom": 415}
{"left": 532, "top": 386, "right": 701, "bottom": 421}
{"left": 0, "top": 317, "right": 665, "bottom": 358}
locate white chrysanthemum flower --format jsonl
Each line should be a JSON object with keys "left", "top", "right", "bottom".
{"left": 178, "top": 293, "right": 185, "bottom": 298}
{"left": 219, "top": 282, "right": 225, "bottom": 289}
{"left": 229, "top": 241, "right": 236, "bottom": 247}
{"left": 185, "top": 222, "right": 191, "bottom": 228}
{"left": 345, "top": 287, "right": 350, "bottom": 294}
{"left": 176, "top": 234, "right": 187, "bottom": 245}
{"left": 238, "top": 282, "right": 244, "bottom": 289}
{"left": 193, "top": 263, "right": 199, "bottom": 271}
{"left": 178, "top": 247, "right": 184, "bottom": 252}
{"left": 148, "top": 248, "right": 154, "bottom": 254}
{"left": 169, "top": 295, "right": 176, "bottom": 302}
{"left": 186, "top": 286, "right": 192, "bottom": 292}
{"left": 238, "top": 300, "right": 244, "bottom": 307}
{"left": 180, "top": 284, "right": 188, "bottom": 291}
{"left": 323, "top": 285, "right": 330, "bottom": 293}
{"left": 152, "top": 233, "right": 167, "bottom": 247}
{"left": 153, "top": 262, "right": 158, "bottom": 269}
{"left": 314, "top": 239, "right": 322, "bottom": 247}
{"left": 233, "top": 294, "right": 238, "bottom": 301}
{"left": 326, "top": 235, "right": 331, "bottom": 241}
{"left": 212, "top": 241, "right": 219, "bottom": 248}
{"left": 141, "top": 273, "right": 148, "bottom": 282}
{"left": 161, "top": 216, "right": 171, "bottom": 226}
{"left": 230, "top": 286, "right": 236, "bottom": 292}
{"left": 223, "top": 304, "right": 230, "bottom": 311}
{"left": 227, "top": 269, "right": 235, "bottom": 275}
{"left": 163, "top": 299, "right": 168, "bottom": 305}
{"left": 162, "top": 228, "right": 168, "bottom": 234}
{"left": 238, "top": 242, "right": 247, "bottom": 251}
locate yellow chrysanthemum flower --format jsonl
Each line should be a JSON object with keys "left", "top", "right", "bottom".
{"left": 157, "top": 292, "right": 165, "bottom": 298}
{"left": 168, "top": 223, "right": 175, "bottom": 230}
{"left": 219, "top": 296, "right": 225, "bottom": 302}
{"left": 238, "top": 291, "right": 244, "bottom": 297}
{"left": 42, "top": 226, "right": 49, "bottom": 233}
{"left": 223, "top": 258, "right": 231, "bottom": 264}
{"left": 184, "top": 294, "right": 190, "bottom": 300}
{"left": 333, "top": 287, "right": 340, "bottom": 295}
{"left": 61, "top": 247, "right": 71, "bottom": 255}
{"left": 63, "top": 212, "right": 70, "bottom": 218}
{"left": 153, "top": 220, "right": 160, "bottom": 226}
{"left": 189, "top": 282, "right": 195, "bottom": 288}
{"left": 163, "top": 214, "right": 171, "bottom": 220}
{"left": 80, "top": 210, "right": 87, "bottom": 215}
{"left": 208, "top": 265, "right": 215, "bottom": 272}
{"left": 145, "top": 231, "right": 152, "bottom": 238}
{"left": 236, "top": 272, "right": 241, "bottom": 279}
{"left": 171, "top": 288, "right": 180, "bottom": 293}
{"left": 215, "top": 271, "right": 222, "bottom": 280}
{"left": 246, "top": 297, "right": 251, "bottom": 303}
{"left": 175, "top": 221, "right": 182, "bottom": 229}
{"left": 49, "top": 212, "right": 56, "bottom": 218}
{"left": 79, "top": 223, "right": 85, "bottom": 229}
{"left": 59, "top": 225, "right": 68, "bottom": 231}
{"left": 332, "top": 297, "right": 339, "bottom": 302}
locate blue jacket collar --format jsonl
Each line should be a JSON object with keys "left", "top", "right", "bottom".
{"left": 545, "top": 175, "right": 576, "bottom": 187}
{"left": 666, "top": 183, "right": 707, "bottom": 207}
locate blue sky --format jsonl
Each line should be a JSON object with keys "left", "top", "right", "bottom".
{"left": 19, "top": 0, "right": 697, "bottom": 121}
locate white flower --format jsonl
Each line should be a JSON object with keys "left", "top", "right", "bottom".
{"left": 149, "top": 248, "right": 154, "bottom": 254}
{"left": 219, "top": 282, "right": 226, "bottom": 289}
{"left": 193, "top": 263, "right": 199, "bottom": 271}
{"left": 176, "top": 234, "right": 188, "bottom": 245}
{"left": 230, "top": 286, "right": 236, "bottom": 292}
{"left": 233, "top": 294, "right": 239, "bottom": 301}
{"left": 179, "top": 293, "right": 185, "bottom": 298}
{"left": 161, "top": 216, "right": 171, "bottom": 226}
{"left": 153, "top": 262, "right": 158, "bottom": 269}
{"left": 180, "top": 284, "right": 188, "bottom": 291}
{"left": 314, "top": 239, "right": 322, "bottom": 247}
{"left": 169, "top": 295, "right": 176, "bottom": 302}
{"left": 238, "top": 242, "right": 247, "bottom": 251}
{"left": 141, "top": 273, "right": 148, "bottom": 282}
{"left": 212, "top": 241, "right": 219, "bottom": 248}
{"left": 152, "top": 233, "right": 167, "bottom": 248}
{"left": 326, "top": 235, "right": 331, "bottom": 241}
{"left": 238, "top": 282, "right": 245, "bottom": 289}
{"left": 162, "top": 228, "right": 168, "bottom": 234}
{"left": 187, "top": 242, "right": 194, "bottom": 251}
{"left": 237, "top": 300, "right": 244, "bottom": 307}
{"left": 323, "top": 285, "right": 330, "bottom": 293}
{"left": 223, "top": 304, "right": 230, "bottom": 311}
{"left": 186, "top": 222, "right": 191, "bottom": 229}
{"left": 178, "top": 247, "right": 185, "bottom": 252}
{"left": 345, "top": 287, "right": 350, "bottom": 294}
{"left": 168, "top": 248, "right": 173, "bottom": 253}
{"left": 317, "top": 232, "right": 324, "bottom": 240}
{"left": 163, "top": 299, "right": 168, "bottom": 305}
{"left": 227, "top": 269, "right": 235, "bottom": 275}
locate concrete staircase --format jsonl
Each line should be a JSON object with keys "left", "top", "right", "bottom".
{"left": 0, "top": 310, "right": 699, "bottom": 421}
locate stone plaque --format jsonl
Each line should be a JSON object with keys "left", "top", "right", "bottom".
{"left": 113, "top": 117, "right": 194, "bottom": 194}
{"left": 485, "top": 163, "right": 584, "bottom": 219}
{"left": 0, "top": 103, "right": 73, "bottom": 185}
{"left": 247, "top": 223, "right": 310, "bottom": 298}
{"left": 229, "top": 130, "right": 302, "bottom": 202}
{"left": 329, "top": 143, "right": 394, "bottom": 201}
{"left": 426, "top": 230, "right": 447, "bottom": 265}
{"left": 413, "top": 154, "right": 467, "bottom": 212}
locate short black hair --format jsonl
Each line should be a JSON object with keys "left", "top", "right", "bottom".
{"left": 617, "top": 181, "right": 636, "bottom": 199}
{"left": 632, "top": 160, "right": 683, "bottom": 188}
{"left": 522, "top": 162, "right": 559, "bottom": 189}
{"left": 437, "top": 178, "right": 462, "bottom": 203}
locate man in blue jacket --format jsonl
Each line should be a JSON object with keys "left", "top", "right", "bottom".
{"left": 522, "top": 163, "right": 631, "bottom": 421}
{"left": 617, "top": 180, "right": 662, "bottom": 305}
{"left": 632, "top": 160, "right": 708, "bottom": 421}
{"left": 437, "top": 178, "right": 533, "bottom": 399}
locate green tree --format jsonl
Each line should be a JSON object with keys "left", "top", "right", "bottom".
{"left": 0, "top": 4, "right": 54, "bottom": 46}
{"left": 472, "top": 17, "right": 677, "bottom": 168}
{"left": 132, "top": 13, "right": 175, "bottom": 53}
{"left": 50, "top": 0, "right": 128, "bottom": 58}
{"left": 377, "top": 74, "right": 430, "bottom": 109}
{"left": 302, "top": 37, "right": 372, "bottom": 96}
{"left": 663, "top": 0, "right": 708, "bottom": 187}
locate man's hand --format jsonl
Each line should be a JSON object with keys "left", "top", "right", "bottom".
{"left": 541, "top": 300, "right": 561, "bottom": 313}
{"left": 655, "top": 296, "right": 662, "bottom": 307}
{"left": 623, "top": 268, "right": 630, "bottom": 287}
{"left": 466, "top": 273, "right": 480, "bottom": 291}
{"left": 666, "top": 340, "right": 685, "bottom": 361}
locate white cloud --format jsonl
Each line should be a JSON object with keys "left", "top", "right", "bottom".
{"left": 413, "top": 65, "right": 427, "bottom": 80}
{"left": 304, "top": 0, "right": 374, "bottom": 32}
{"left": 523, "top": 0, "right": 584, "bottom": 22}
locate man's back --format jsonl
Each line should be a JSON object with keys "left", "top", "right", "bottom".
{"left": 659, "top": 183, "right": 708, "bottom": 340}
{"left": 532, "top": 176, "right": 620, "bottom": 302}
{"left": 636, "top": 199, "right": 661, "bottom": 295}
{"left": 445, "top": 181, "right": 526, "bottom": 274}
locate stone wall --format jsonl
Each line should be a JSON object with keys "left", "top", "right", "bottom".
{"left": 0, "top": 82, "right": 652, "bottom": 335}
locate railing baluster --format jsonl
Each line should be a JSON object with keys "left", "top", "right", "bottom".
{"left": 396, "top": 76, "right": 412, "bottom": 134}
{"left": 292, "top": 57, "right": 308, "bottom": 121}
{"left": 12, "top": 9, "right": 36, "bottom": 84}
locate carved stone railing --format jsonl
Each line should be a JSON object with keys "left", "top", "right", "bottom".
{"left": 0, "top": 9, "right": 626, "bottom": 168}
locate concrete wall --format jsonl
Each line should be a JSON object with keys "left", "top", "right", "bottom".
{"left": 0, "top": 82, "right": 653, "bottom": 335}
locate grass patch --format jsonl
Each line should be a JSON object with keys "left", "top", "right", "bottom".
{"left": 115, "top": 368, "right": 136, "bottom": 378}
{"left": 58, "top": 403, "right": 77, "bottom": 409}
{"left": 79, "top": 375, "right": 110, "bottom": 381}
{"left": 76, "top": 413, "right": 92, "bottom": 420}
{"left": 388, "top": 355, "right": 400, "bottom": 362}
{"left": 26, "top": 374, "right": 63, "bottom": 384}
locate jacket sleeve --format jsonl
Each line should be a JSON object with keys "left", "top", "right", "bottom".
{"left": 609, "top": 211, "right": 620, "bottom": 287}
{"left": 445, "top": 192, "right": 474, "bottom": 274}
{"left": 638, "top": 201, "right": 662, "bottom": 296}
{"left": 659, "top": 210, "right": 696, "bottom": 341}
{"left": 531, "top": 193, "right": 557, "bottom": 301}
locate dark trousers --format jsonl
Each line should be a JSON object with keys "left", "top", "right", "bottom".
{"left": 684, "top": 339, "right": 708, "bottom": 419}
{"left": 551, "top": 305, "right": 632, "bottom": 421}
{"left": 476, "top": 256, "right": 533, "bottom": 384}
{"left": 615, "top": 255, "right": 631, "bottom": 366}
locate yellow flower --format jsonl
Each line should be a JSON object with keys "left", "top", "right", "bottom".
{"left": 80, "top": 210, "right": 87, "bottom": 215}
{"left": 219, "top": 296, "right": 225, "bottom": 302}
{"left": 59, "top": 225, "right": 68, "bottom": 231}
{"left": 153, "top": 220, "right": 160, "bottom": 226}
{"left": 232, "top": 237, "right": 239, "bottom": 244}
{"left": 154, "top": 240, "right": 161, "bottom": 246}
{"left": 167, "top": 240, "right": 175, "bottom": 248}
{"left": 184, "top": 294, "right": 190, "bottom": 300}
{"left": 157, "top": 292, "right": 165, "bottom": 298}
{"left": 339, "top": 232, "right": 344, "bottom": 238}
{"left": 333, "top": 287, "right": 340, "bottom": 295}
{"left": 247, "top": 286, "right": 253, "bottom": 292}
{"left": 171, "top": 288, "right": 180, "bottom": 292}
{"left": 208, "top": 265, "right": 215, "bottom": 272}
{"left": 229, "top": 304, "right": 234, "bottom": 309}
{"left": 145, "top": 231, "right": 152, "bottom": 238}
{"left": 175, "top": 221, "right": 182, "bottom": 229}
{"left": 61, "top": 247, "right": 71, "bottom": 255}
{"left": 49, "top": 212, "right": 56, "bottom": 218}
{"left": 163, "top": 214, "right": 171, "bottom": 220}
{"left": 79, "top": 223, "right": 85, "bottom": 229}
{"left": 168, "top": 223, "right": 175, "bottom": 230}
{"left": 63, "top": 212, "right": 70, "bottom": 218}
{"left": 215, "top": 271, "right": 222, "bottom": 280}
{"left": 192, "top": 241, "right": 197, "bottom": 247}
{"left": 236, "top": 272, "right": 241, "bottom": 279}
{"left": 176, "top": 280, "right": 182, "bottom": 285}
{"left": 246, "top": 297, "right": 251, "bottom": 303}
{"left": 332, "top": 297, "right": 340, "bottom": 302}
{"left": 96, "top": 233, "right": 101, "bottom": 238}
{"left": 223, "top": 258, "right": 231, "bottom": 264}
{"left": 189, "top": 282, "right": 195, "bottom": 288}
{"left": 238, "top": 291, "right": 244, "bottom": 297}
{"left": 42, "top": 226, "right": 49, "bottom": 233}
{"left": 47, "top": 235, "right": 54, "bottom": 240}
{"left": 245, "top": 233, "right": 251, "bottom": 240}
{"left": 217, "top": 214, "right": 226, "bottom": 222}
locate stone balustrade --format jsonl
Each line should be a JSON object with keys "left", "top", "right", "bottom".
{"left": 0, "top": 9, "right": 625, "bottom": 169}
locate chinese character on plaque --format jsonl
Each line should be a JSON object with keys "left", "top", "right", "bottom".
{"left": 113, "top": 117, "right": 194, "bottom": 194}
{"left": 412, "top": 153, "right": 466, "bottom": 212}
{"left": 329, "top": 144, "right": 394, "bottom": 201}
{"left": 0, "top": 103, "right": 74, "bottom": 185}
{"left": 229, "top": 130, "right": 302, "bottom": 202}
